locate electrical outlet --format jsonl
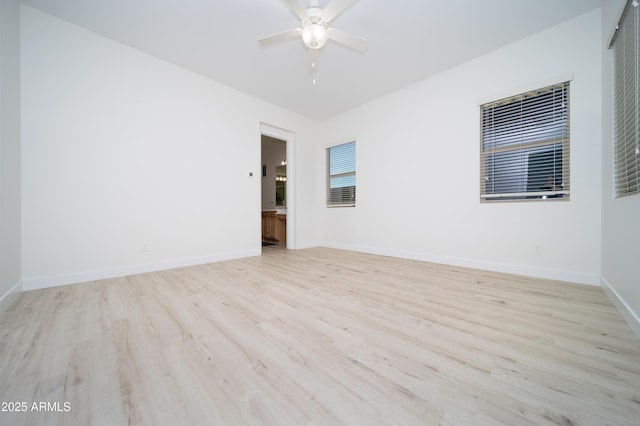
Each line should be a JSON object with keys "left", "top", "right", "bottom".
{"left": 534, "top": 244, "right": 543, "bottom": 255}
{"left": 141, "top": 243, "right": 149, "bottom": 253}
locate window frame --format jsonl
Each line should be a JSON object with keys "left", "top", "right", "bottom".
{"left": 479, "top": 81, "right": 571, "bottom": 203}
{"left": 326, "top": 141, "right": 356, "bottom": 207}
{"left": 612, "top": 0, "right": 640, "bottom": 198}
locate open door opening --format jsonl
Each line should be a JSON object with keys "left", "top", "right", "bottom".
{"left": 261, "top": 135, "right": 286, "bottom": 248}
{"left": 260, "top": 123, "right": 295, "bottom": 251}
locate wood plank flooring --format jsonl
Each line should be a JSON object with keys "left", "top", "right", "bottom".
{"left": 1, "top": 247, "right": 639, "bottom": 425}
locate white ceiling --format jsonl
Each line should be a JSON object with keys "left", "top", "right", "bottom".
{"left": 20, "top": 0, "right": 604, "bottom": 121}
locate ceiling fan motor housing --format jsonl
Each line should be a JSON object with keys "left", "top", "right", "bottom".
{"left": 305, "top": 8, "right": 325, "bottom": 25}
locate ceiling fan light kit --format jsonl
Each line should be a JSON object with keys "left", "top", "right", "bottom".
{"left": 301, "top": 23, "right": 327, "bottom": 49}
{"left": 259, "top": 0, "right": 368, "bottom": 82}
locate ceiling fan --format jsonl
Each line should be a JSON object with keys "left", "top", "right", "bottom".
{"left": 258, "top": 0, "right": 368, "bottom": 82}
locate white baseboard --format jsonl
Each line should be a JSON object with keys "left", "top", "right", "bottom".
{"left": 600, "top": 277, "right": 640, "bottom": 340}
{"left": 0, "top": 280, "right": 23, "bottom": 312}
{"left": 321, "top": 242, "right": 600, "bottom": 286}
{"left": 22, "top": 249, "right": 261, "bottom": 291}
{"left": 294, "top": 241, "right": 321, "bottom": 250}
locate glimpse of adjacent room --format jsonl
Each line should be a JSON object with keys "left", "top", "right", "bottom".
{"left": 261, "top": 135, "right": 287, "bottom": 248}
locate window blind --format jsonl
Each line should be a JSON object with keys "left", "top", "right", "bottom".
{"left": 327, "top": 141, "right": 356, "bottom": 206}
{"left": 613, "top": 0, "right": 640, "bottom": 197}
{"left": 480, "top": 82, "right": 570, "bottom": 202}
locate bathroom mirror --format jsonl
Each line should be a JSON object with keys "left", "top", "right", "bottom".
{"left": 275, "top": 165, "right": 286, "bottom": 206}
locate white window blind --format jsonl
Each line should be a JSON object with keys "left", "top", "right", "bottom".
{"left": 480, "top": 82, "right": 570, "bottom": 202}
{"left": 612, "top": 0, "right": 640, "bottom": 197}
{"left": 327, "top": 141, "right": 356, "bottom": 206}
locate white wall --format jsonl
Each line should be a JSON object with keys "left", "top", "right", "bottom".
{"left": 20, "top": 5, "right": 321, "bottom": 289}
{"left": 600, "top": 0, "right": 640, "bottom": 335}
{"left": 319, "top": 9, "right": 603, "bottom": 285}
{"left": 0, "top": 0, "right": 22, "bottom": 304}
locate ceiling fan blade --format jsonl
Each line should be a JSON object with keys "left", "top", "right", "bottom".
{"left": 323, "top": 0, "right": 359, "bottom": 23}
{"left": 326, "top": 28, "right": 368, "bottom": 53}
{"left": 308, "top": 48, "right": 320, "bottom": 74}
{"left": 281, "top": 0, "right": 307, "bottom": 20}
{"left": 258, "top": 28, "right": 302, "bottom": 46}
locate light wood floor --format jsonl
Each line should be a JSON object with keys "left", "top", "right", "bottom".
{"left": 1, "top": 247, "right": 639, "bottom": 425}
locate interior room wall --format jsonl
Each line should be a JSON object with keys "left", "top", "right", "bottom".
{"left": 0, "top": 0, "right": 22, "bottom": 305}
{"left": 20, "top": 5, "right": 320, "bottom": 290}
{"left": 319, "top": 9, "right": 603, "bottom": 285}
{"left": 600, "top": 0, "right": 640, "bottom": 335}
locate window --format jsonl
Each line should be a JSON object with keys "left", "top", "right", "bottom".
{"left": 480, "top": 82, "right": 570, "bottom": 202}
{"left": 612, "top": 0, "right": 640, "bottom": 197}
{"left": 327, "top": 141, "right": 356, "bottom": 206}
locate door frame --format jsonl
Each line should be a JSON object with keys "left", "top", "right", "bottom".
{"left": 260, "top": 123, "right": 296, "bottom": 249}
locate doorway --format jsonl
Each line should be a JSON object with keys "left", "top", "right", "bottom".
{"left": 260, "top": 123, "right": 295, "bottom": 250}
